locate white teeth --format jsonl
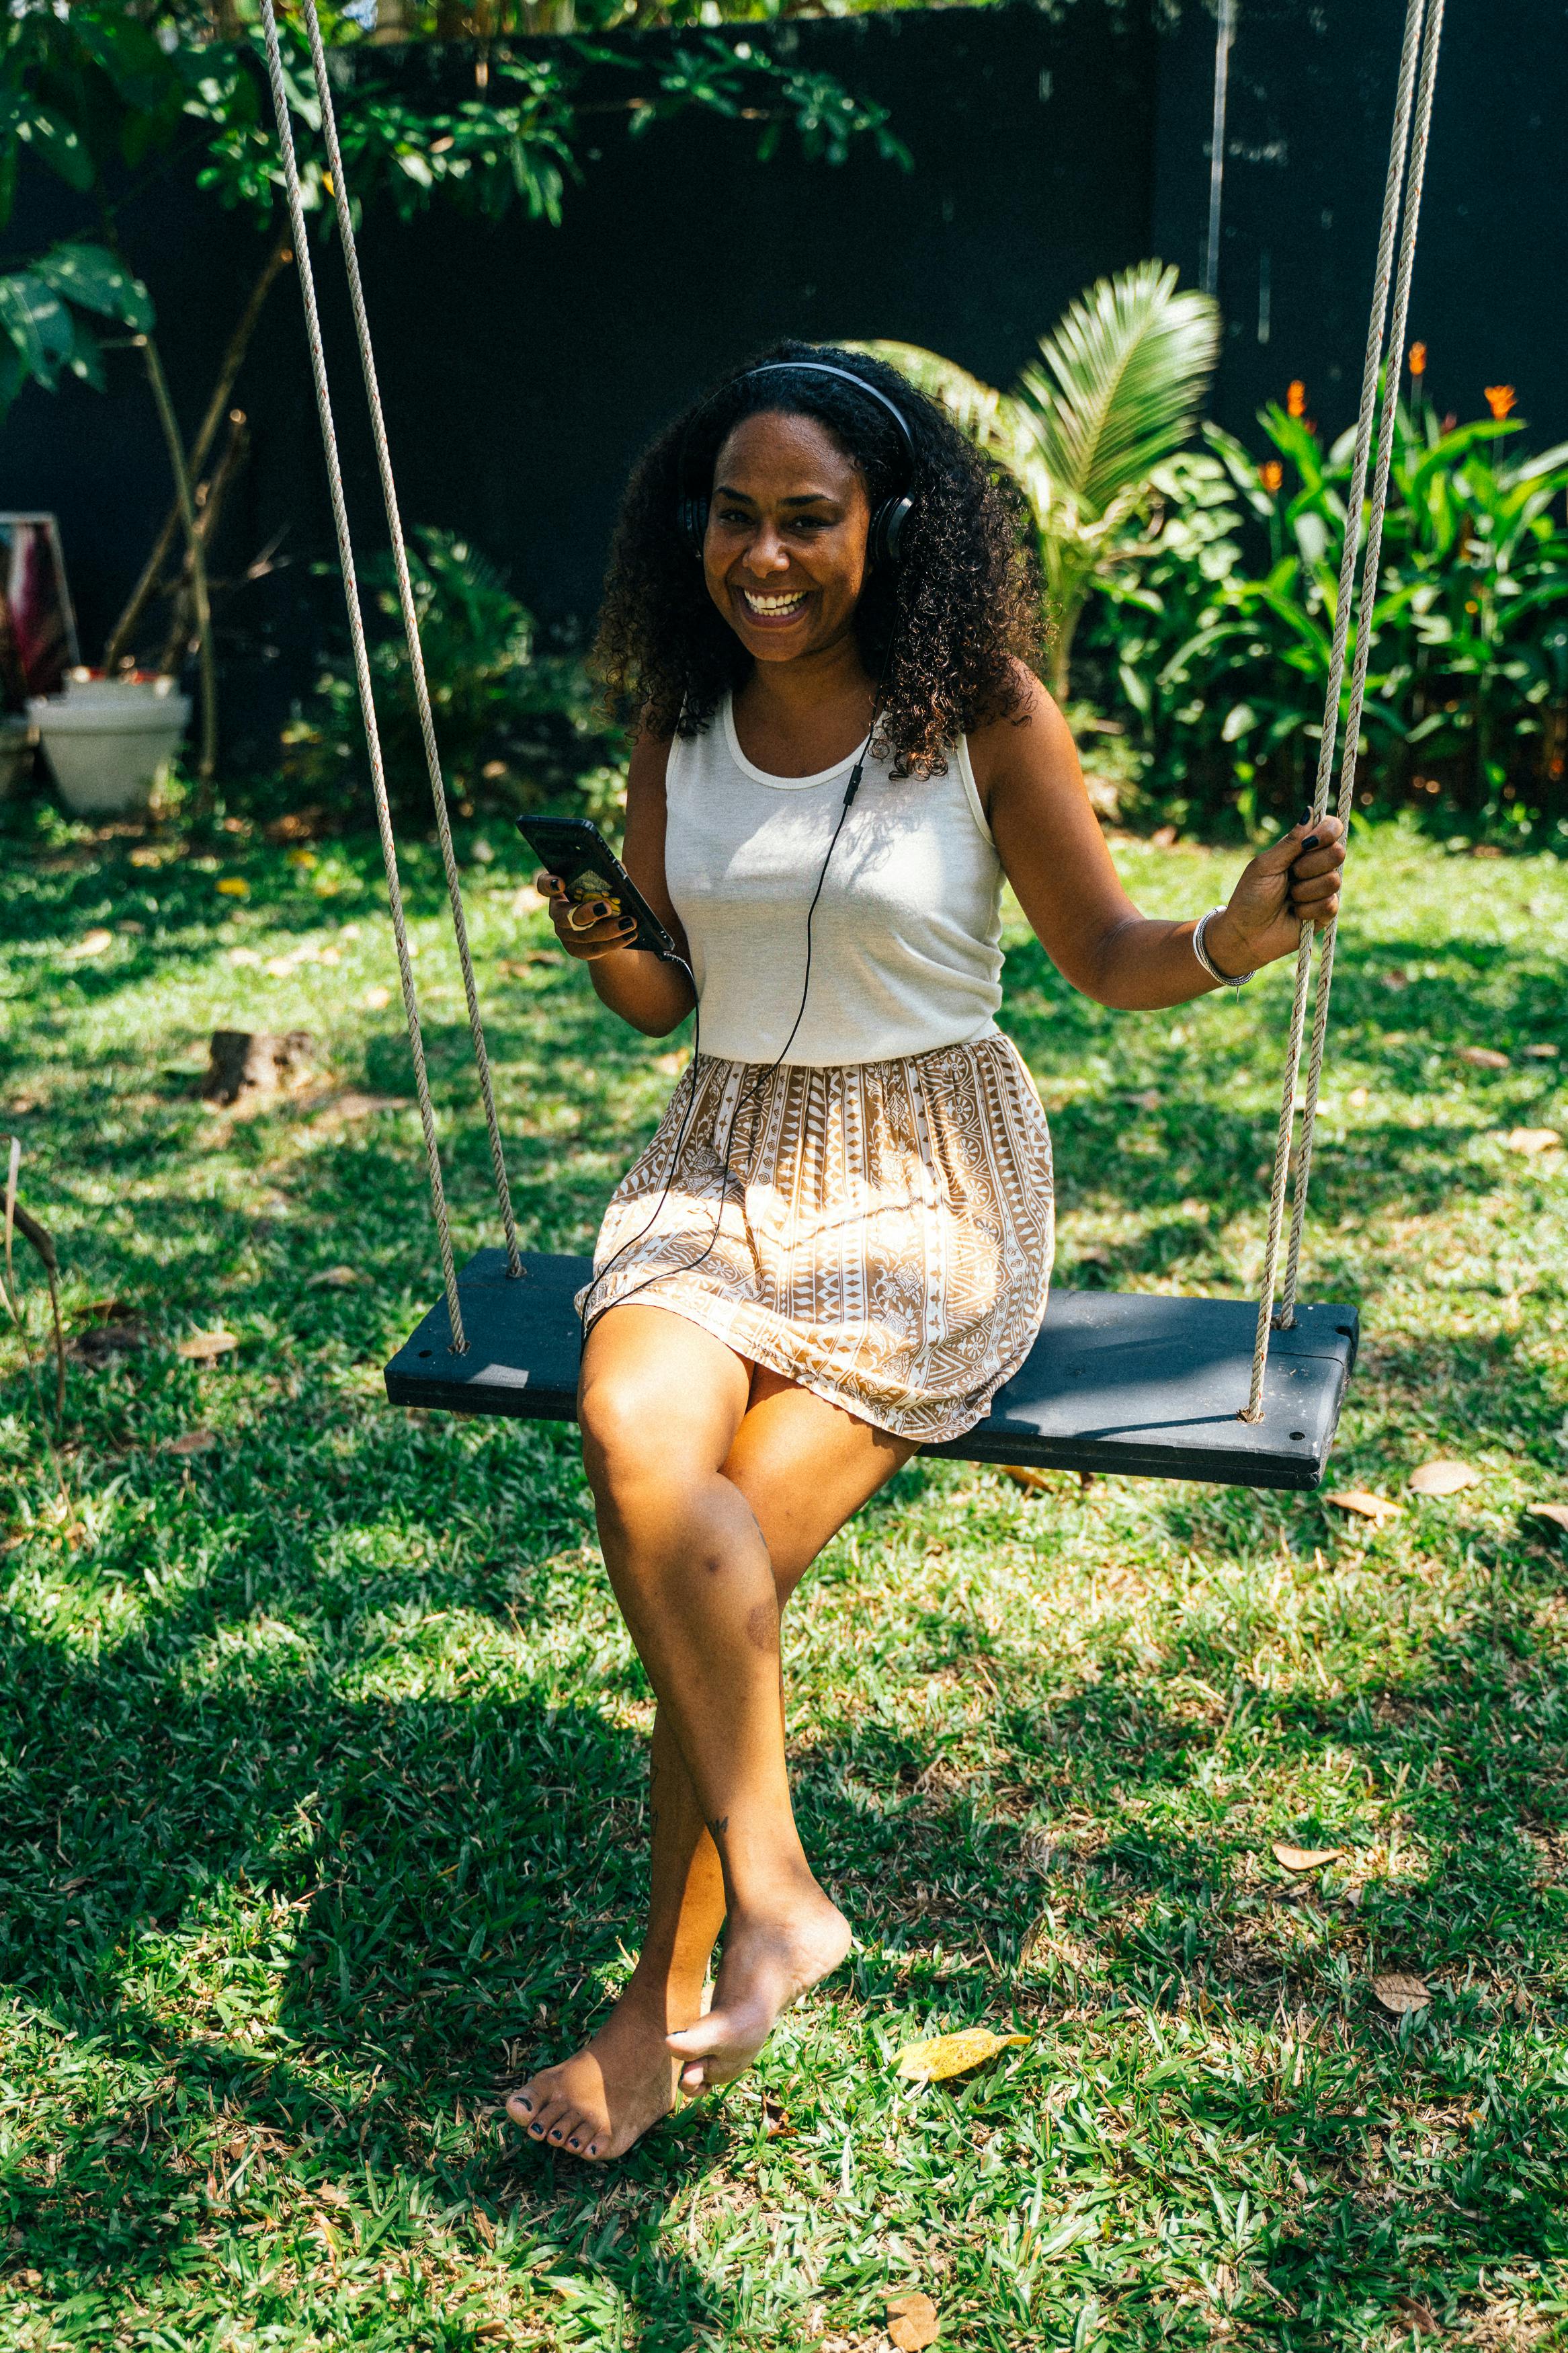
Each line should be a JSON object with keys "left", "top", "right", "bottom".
{"left": 741, "top": 590, "right": 807, "bottom": 614}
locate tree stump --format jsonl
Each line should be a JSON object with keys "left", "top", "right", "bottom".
{"left": 201, "top": 1029, "right": 318, "bottom": 1106}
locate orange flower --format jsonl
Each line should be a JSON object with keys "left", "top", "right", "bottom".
{"left": 1484, "top": 384, "right": 1517, "bottom": 418}
{"left": 1408, "top": 341, "right": 1427, "bottom": 376}
{"left": 1260, "top": 461, "right": 1284, "bottom": 493}
{"left": 1286, "top": 380, "right": 1307, "bottom": 419}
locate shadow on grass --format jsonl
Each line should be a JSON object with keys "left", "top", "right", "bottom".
{"left": 4, "top": 824, "right": 1568, "bottom": 2341}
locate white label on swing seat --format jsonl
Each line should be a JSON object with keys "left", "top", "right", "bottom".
{"left": 477, "top": 1362, "right": 530, "bottom": 1389}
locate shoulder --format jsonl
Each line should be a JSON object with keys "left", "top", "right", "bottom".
{"left": 626, "top": 723, "right": 675, "bottom": 807}
{"left": 964, "top": 661, "right": 1080, "bottom": 816}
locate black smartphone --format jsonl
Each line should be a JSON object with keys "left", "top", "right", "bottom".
{"left": 515, "top": 815, "right": 683, "bottom": 964}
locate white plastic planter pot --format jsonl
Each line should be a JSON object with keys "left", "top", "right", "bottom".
{"left": 32, "top": 674, "right": 190, "bottom": 817}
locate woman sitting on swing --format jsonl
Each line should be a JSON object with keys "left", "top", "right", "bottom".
{"left": 507, "top": 343, "right": 1344, "bottom": 2161}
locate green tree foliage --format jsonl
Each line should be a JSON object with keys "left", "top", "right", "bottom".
{"left": 1081, "top": 398, "right": 1568, "bottom": 838}
{"left": 284, "top": 528, "right": 625, "bottom": 822}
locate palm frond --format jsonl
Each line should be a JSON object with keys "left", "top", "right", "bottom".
{"left": 850, "top": 340, "right": 1029, "bottom": 469}
{"left": 1014, "top": 261, "right": 1220, "bottom": 524}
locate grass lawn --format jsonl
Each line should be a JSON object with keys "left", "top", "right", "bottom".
{"left": 1, "top": 798, "right": 1566, "bottom": 2353}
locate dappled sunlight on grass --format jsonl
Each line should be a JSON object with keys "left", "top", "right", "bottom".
{"left": 0, "top": 806, "right": 1565, "bottom": 2346}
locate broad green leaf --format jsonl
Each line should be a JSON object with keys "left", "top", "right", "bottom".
{"left": 15, "top": 108, "right": 93, "bottom": 194}
{"left": 34, "top": 242, "right": 154, "bottom": 333}
{"left": 0, "top": 272, "right": 75, "bottom": 391}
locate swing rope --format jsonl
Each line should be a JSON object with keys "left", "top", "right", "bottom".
{"left": 298, "top": 0, "right": 523, "bottom": 1284}
{"left": 261, "top": 0, "right": 1438, "bottom": 1427}
{"left": 258, "top": 0, "right": 469, "bottom": 1352}
{"left": 1243, "top": 0, "right": 1442, "bottom": 1421}
{"left": 1280, "top": 0, "right": 1446, "bottom": 1326}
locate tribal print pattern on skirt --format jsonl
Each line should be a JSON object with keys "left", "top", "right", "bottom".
{"left": 577, "top": 1032, "right": 1055, "bottom": 1445}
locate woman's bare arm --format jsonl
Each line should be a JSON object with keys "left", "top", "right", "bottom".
{"left": 535, "top": 731, "right": 697, "bottom": 1037}
{"left": 974, "top": 671, "right": 1345, "bottom": 1010}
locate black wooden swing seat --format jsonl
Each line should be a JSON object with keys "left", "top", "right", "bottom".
{"left": 384, "top": 1250, "right": 1358, "bottom": 1491}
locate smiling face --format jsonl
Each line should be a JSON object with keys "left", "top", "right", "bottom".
{"left": 702, "top": 409, "right": 873, "bottom": 666}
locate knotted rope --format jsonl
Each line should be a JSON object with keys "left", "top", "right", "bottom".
{"left": 1243, "top": 0, "right": 1441, "bottom": 1421}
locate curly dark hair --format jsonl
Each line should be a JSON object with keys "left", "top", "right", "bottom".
{"left": 592, "top": 340, "right": 1042, "bottom": 778}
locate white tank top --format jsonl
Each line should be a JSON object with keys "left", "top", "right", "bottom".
{"left": 663, "top": 692, "right": 1004, "bottom": 1067}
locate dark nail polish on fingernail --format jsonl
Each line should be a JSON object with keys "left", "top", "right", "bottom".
{"left": 1298, "top": 807, "right": 1313, "bottom": 827}
{"left": 1301, "top": 834, "right": 1319, "bottom": 851}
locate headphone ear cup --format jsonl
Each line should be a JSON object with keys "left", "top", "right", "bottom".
{"left": 678, "top": 494, "right": 708, "bottom": 559}
{"left": 871, "top": 493, "right": 914, "bottom": 570}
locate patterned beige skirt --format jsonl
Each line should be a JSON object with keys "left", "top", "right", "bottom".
{"left": 577, "top": 1031, "right": 1054, "bottom": 1445}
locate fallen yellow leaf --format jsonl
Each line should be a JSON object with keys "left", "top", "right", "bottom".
{"left": 894, "top": 2028, "right": 1029, "bottom": 2083}
{"left": 886, "top": 2288, "right": 940, "bottom": 2350}
{"left": 1458, "top": 1045, "right": 1509, "bottom": 1068}
{"left": 1325, "top": 1489, "right": 1403, "bottom": 1521}
{"left": 1272, "top": 1842, "right": 1342, "bottom": 1871}
{"left": 1372, "top": 1970, "right": 1430, "bottom": 2016}
{"left": 1503, "top": 1127, "right": 1562, "bottom": 1155}
{"left": 1407, "top": 1459, "right": 1479, "bottom": 1496}
{"left": 216, "top": 877, "right": 249, "bottom": 898}
{"left": 1000, "top": 1464, "right": 1051, "bottom": 1494}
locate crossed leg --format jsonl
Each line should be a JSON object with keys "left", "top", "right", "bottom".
{"left": 505, "top": 1303, "right": 915, "bottom": 2159}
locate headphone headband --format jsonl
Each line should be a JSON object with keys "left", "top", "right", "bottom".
{"left": 736, "top": 362, "right": 916, "bottom": 482}
{"left": 676, "top": 358, "right": 917, "bottom": 569}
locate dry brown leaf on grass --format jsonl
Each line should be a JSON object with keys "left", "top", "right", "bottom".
{"left": 1326, "top": 1489, "right": 1403, "bottom": 1522}
{"left": 311, "top": 1266, "right": 362, "bottom": 1289}
{"left": 1372, "top": 1971, "right": 1431, "bottom": 2016}
{"left": 175, "top": 1330, "right": 239, "bottom": 1365}
{"left": 165, "top": 1429, "right": 217, "bottom": 1457}
{"left": 333, "top": 1092, "right": 411, "bottom": 1120}
{"left": 1522, "top": 1041, "right": 1559, "bottom": 1060}
{"left": 1527, "top": 1503, "right": 1568, "bottom": 1536}
{"left": 886, "top": 2290, "right": 941, "bottom": 2350}
{"left": 894, "top": 2028, "right": 1029, "bottom": 2082}
{"left": 1407, "top": 1459, "right": 1480, "bottom": 1496}
{"left": 1273, "top": 1842, "right": 1342, "bottom": 1871}
{"left": 1458, "top": 1045, "right": 1510, "bottom": 1069}
{"left": 1503, "top": 1127, "right": 1563, "bottom": 1155}
{"left": 1000, "top": 1464, "right": 1051, "bottom": 1494}
{"left": 1396, "top": 2298, "right": 1440, "bottom": 2334}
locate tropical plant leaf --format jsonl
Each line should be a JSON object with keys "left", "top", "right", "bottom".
{"left": 852, "top": 340, "right": 1026, "bottom": 467}
{"left": 34, "top": 241, "right": 154, "bottom": 333}
{"left": 0, "top": 272, "right": 75, "bottom": 391}
{"left": 1015, "top": 261, "right": 1220, "bottom": 525}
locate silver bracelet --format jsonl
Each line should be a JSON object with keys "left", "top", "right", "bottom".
{"left": 1192, "top": 905, "right": 1254, "bottom": 992}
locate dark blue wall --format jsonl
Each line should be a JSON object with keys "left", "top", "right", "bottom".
{"left": 2, "top": 0, "right": 1561, "bottom": 764}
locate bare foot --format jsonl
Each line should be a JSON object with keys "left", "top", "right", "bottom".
{"left": 667, "top": 1886, "right": 851, "bottom": 2090}
{"left": 505, "top": 1985, "right": 693, "bottom": 2162}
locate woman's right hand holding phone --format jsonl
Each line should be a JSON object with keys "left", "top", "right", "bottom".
{"left": 538, "top": 873, "right": 638, "bottom": 963}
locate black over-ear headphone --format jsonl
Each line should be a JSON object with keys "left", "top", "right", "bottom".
{"left": 676, "top": 360, "right": 917, "bottom": 571}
